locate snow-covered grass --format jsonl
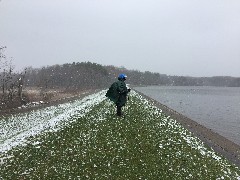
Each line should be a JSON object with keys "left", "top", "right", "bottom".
{"left": 0, "top": 90, "right": 106, "bottom": 153}
{"left": 0, "top": 90, "right": 240, "bottom": 179}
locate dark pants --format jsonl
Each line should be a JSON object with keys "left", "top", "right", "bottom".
{"left": 117, "top": 105, "right": 122, "bottom": 116}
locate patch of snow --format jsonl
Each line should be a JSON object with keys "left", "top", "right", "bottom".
{"left": 0, "top": 155, "right": 14, "bottom": 165}
{"left": 0, "top": 90, "right": 107, "bottom": 154}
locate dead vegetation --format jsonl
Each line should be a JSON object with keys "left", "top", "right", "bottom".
{"left": 0, "top": 87, "right": 98, "bottom": 116}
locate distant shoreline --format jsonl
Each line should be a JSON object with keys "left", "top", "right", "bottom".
{"left": 134, "top": 89, "right": 240, "bottom": 168}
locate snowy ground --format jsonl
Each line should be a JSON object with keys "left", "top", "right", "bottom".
{"left": 0, "top": 90, "right": 106, "bottom": 153}
{"left": 0, "top": 90, "right": 240, "bottom": 179}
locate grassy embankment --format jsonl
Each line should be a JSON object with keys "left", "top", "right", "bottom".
{"left": 0, "top": 90, "right": 240, "bottom": 179}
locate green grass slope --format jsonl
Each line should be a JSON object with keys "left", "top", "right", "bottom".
{"left": 0, "top": 91, "right": 240, "bottom": 179}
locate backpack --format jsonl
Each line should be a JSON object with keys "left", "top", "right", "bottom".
{"left": 105, "top": 82, "right": 119, "bottom": 103}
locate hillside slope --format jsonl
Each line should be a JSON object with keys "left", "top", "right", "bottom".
{"left": 0, "top": 90, "right": 240, "bottom": 179}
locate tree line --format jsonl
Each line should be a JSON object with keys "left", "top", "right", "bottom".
{"left": 1, "top": 47, "right": 240, "bottom": 109}
{"left": 107, "top": 66, "right": 240, "bottom": 87}
{"left": 23, "top": 63, "right": 240, "bottom": 91}
{"left": 24, "top": 62, "right": 111, "bottom": 90}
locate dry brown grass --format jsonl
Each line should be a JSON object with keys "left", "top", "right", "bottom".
{"left": 0, "top": 87, "right": 98, "bottom": 116}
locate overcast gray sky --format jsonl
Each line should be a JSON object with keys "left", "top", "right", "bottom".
{"left": 0, "top": 0, "right": 240, "bottom": 77}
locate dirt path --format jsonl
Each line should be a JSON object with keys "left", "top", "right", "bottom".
{"left": 135, "top": 90, "right": 240, "bottom": 168}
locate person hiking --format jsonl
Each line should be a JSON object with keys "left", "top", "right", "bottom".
{"left": 106, "top": 74, "right": 131, "bottom": 116}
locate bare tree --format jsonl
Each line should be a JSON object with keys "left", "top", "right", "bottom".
{"left": 0, "top": 46, "right": 7, "bottom": 97}
{"left": 17, "top": 68, "right": 27, "bottom": 104}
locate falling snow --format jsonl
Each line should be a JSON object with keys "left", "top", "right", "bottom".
{"left": 0, "top": 90, "right": 239, "bottom": 179}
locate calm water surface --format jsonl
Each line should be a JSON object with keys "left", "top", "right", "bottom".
{"left": 134, "top": 86, "right": 240, "bottom": 145}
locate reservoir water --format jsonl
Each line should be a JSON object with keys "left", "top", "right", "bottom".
{"left": 134, "top": 86, "right": 240, "bottom": 146}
